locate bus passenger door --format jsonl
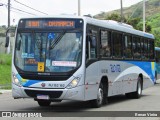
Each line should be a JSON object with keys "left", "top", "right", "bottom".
{"left": 85, "top": 25, "right": 99, "bottom": 100}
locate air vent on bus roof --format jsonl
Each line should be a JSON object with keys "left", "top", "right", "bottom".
{"left": 101, "top": 20, "right": 134, "bottom": 29}
{"left": 83, "top": 15, "right": 93, "bottom": 18}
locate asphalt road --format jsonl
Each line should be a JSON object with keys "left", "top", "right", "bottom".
{"left": 0, "top": 80, "right": 160, "bottom": 118}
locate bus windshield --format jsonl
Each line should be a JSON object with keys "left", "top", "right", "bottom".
{"left": 15, "top": 31, "right": 82, "bottom": 73}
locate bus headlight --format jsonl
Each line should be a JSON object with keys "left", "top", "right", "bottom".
{"left": 12, "top": 74, "right": 21, "bottom": 87}
{"left": 66, "top": 77, "right": 81, "bottom": 89}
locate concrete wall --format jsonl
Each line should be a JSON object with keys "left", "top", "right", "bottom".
{"left": 0, "top": 37, "right": 14, "bottom": 54}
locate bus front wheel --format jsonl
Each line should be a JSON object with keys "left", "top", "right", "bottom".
{"left": 90, "top": 82, "right": 105, "bottom": 108}
{"left": 37, "top": 100, "right": 51, "bottom": 106}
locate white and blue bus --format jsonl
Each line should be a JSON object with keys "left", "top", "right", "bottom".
{"left": 8, "top": 16, "right": 155, "bottom": 108}
{"left": 155, "top": 47, "right": 160, "bottom": 82}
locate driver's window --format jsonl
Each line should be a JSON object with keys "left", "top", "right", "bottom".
{"left": 86, "top": 25, "right": 97, "bottom": 60}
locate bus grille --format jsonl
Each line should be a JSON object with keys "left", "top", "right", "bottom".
{"left": 24, "top": 89, "right": 63, "bottom": 99}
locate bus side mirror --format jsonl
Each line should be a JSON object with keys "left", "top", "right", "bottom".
{"left": 5, "top": 36, "right": 9, "bottom": 47}
{"left": 5, "top": 26, "right": 16, "bottom": 48}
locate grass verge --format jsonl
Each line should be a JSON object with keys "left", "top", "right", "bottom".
{"left": 0, "top": 54, "right": 12, "bottom": 89}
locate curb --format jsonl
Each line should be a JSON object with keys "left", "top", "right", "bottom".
{"left": 0, "top": 90, "right": 12, "bottom": 94}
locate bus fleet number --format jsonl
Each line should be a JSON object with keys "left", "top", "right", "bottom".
{"left": 110, "top": 64, "right": 121, "bottom": 73}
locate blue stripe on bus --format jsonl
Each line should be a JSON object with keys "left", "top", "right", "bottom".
{"left": 126, "top": 61, "right": 155, "bottom": 82}
{"left": 16, "top": 74, "right": 43, "bottom": 87}
{"left": 23, "top": 80, "right": 42, "bottom": 87}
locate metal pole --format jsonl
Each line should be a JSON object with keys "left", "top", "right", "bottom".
{"left": 78, "top": 0, "right": 80, "bottom": 16}
{"left": 6, "top": 0, "right": 10, "bottom": 54}
{"left": 143, "top": 0, "right": 145, "bottom": 32}
{"left": 120, "top": 0, "right": 123, "bottom": 22}
{"left": 8, "top": 0, "right": 10, "bottom": 28}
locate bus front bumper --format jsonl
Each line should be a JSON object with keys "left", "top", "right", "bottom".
{"left": 12, "top": 83, "right": 85, "bottom": 101}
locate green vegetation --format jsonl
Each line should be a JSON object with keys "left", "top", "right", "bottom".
{"left": 94, "top": 0, "right": 160, "bottom": 46}
{"left": 0, "top": 54, "right": 12, "bottom": 89}
{"left": 0, "top": 26, "right": 6, "bottom": 37}
{"left": 148, "top": 13, "right": 160, "bottom": 46}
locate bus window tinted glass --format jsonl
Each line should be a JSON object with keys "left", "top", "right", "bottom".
{"left": 133, "top": 37, "right": 141, "bottom": 59}
{"left": 100, "top": 30, "right": 111, "bottom": 57}
{"left": 113, "top": 32, "right": 122, "bottom": 58}
{"left": 149, "top": 40, "right": 154, "bottom": 59}
{"left": 86, "top": 29, "right": 97, "bottom": 59}
{"left": 144, "top": 39, "right": 149, "bottom": 59}
{"left": 124, "top": 35, "right": 132, "bottom": 58}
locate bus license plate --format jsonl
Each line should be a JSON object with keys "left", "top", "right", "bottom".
{"left": 37, "top": 94, "right": 49, "bottom": 100}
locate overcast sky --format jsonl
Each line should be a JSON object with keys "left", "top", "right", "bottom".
{"left": 0, "top": 0, "right": 143, "bottom": 26}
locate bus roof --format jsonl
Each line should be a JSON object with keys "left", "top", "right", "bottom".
{"left": 83, "top": 17, "right": 154, "bottom": 39}
{"left": 19, "top": 15, "right": 155, "bottom": 39}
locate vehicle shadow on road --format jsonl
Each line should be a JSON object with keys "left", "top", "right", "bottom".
{"left": 106, "top": 94, "right": 149, "bottom": 106}
{"left": 18, "top": 94, "right": 150, "bottom": 112}
{"left": 20, "top": 100, "right": 93, "bottom": 112}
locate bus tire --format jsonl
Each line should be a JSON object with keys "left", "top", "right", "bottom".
{"left": 126, "top": 77, "right": 142, "bottom": 99}
{"left": 37, "top": 100, "right": 51, "bottom": 106}
{"left": 102, "top": 81, "right": 108, "bottom": 105}
{"left": 90, "top": 82, "right": 104, "bottom": 108}
{"left": 133, "top": 77, "right": 142, "bottom": 98}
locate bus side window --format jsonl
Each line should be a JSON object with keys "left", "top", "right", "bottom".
{"left": 144, "top": 39, "right": 149, "bottom": 60}
{"left": 124, "top": 35, "right": 132, "bottom": 59}
{"left": 113, "top": 32, "right": 122, "bottom": 58}
{"left": 149, "top": 40, "right": 154, "bottom": 60}
{"left": 100, "top": 30, "right": 111, "bottom": 57}
{"left": 133, "top": 37, "right": 141, "bottom": 59}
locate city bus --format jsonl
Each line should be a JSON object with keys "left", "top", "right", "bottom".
{"left": 155, "top": 47, "right": 160, "bottom": 82}
{"left": 7, "top": 16, "right": 155, "bottom": 108}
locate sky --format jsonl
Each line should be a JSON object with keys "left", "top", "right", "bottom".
{"left": 0, "top": 0, "right": 143, "bottom": 26}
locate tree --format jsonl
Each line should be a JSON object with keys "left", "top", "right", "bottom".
{"left": 153, "top": 29, "right": 160, "bottom": 47}
{"left": 105, "top": 13, "right": 121, "bottom": 22}
{"left": 127, "top": 17, "right": 141, "bottom": 29}
{"left": 136, "top": 22, "right": 152, "bottom": 32}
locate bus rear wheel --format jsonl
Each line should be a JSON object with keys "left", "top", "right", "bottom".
{"left": 126, "top": 77, "right": 142, "bottom": 99}
{"left": 37, "top": 100, "right": 51, "bottom": 106}
{"left": 133, "top": 77, "right": 142, "bottom": 98}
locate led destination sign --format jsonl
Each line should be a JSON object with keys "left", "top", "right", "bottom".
{"left": 18, "top": 18, "right": 83, "bottom": 29}
{"left": 48, "top": 21, "right": 75, "bottom": 27}
{"left": 26, "top": 20, "right": 75, "bottom": 28}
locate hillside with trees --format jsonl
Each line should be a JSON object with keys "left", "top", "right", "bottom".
{"left": 94, "top": 0, "right": 160, "bottom": 46}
